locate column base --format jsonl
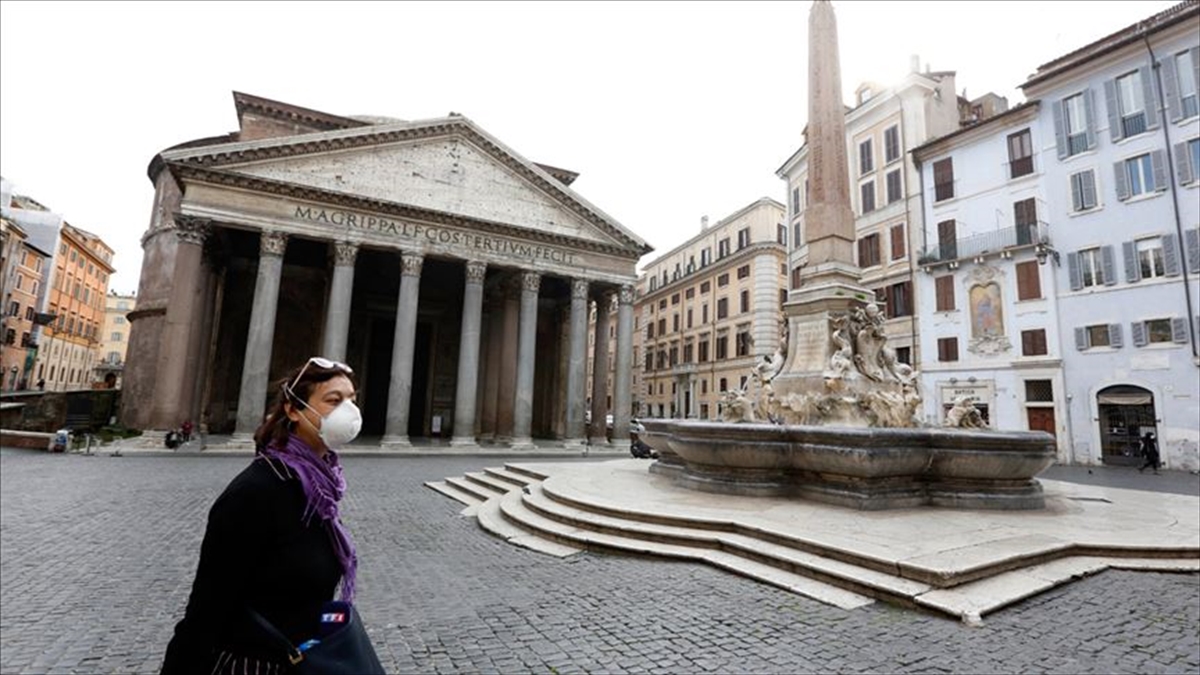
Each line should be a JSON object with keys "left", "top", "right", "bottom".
{"left": 448, "top": 436, "right": 480, "bottom": 449}
{"left": 509, "top": 437, "right": 536, "bottom": 451}
{"left": 380, "top": 435, "right": 412, "bottom": 450}
{"left": 561, "top": 438, "right": 588, "bottom": 451}
{"left": 588, "top": 436, "right": 611, "bottom": 447}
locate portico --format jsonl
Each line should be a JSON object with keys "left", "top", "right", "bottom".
{"left": 123, "top": 92, "right": 650, "bottom": 449}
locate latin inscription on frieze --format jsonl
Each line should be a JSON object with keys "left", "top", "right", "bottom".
{"left": 789, "top": 318, "right": 829, "bottom": 372}
{"left": 293, "top": 205, "right": 578, "bottom": 266}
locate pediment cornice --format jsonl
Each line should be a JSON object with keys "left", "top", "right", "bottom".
{"left": 172, "top": 164, "right": 640, "bottom": 259}
{"left": 161, "top": 117, "right": 651, "bottom": 256}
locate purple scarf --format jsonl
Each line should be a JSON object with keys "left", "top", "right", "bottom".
{"left": 260, "top": 435, "right": 357, "bottom": 604}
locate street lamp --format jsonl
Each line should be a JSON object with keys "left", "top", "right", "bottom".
{"left": 1035, "top": 242, "right": 1061, "bottom": 266}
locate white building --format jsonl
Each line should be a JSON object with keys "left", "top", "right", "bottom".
{"left": 912, "top": 101, "right": 1070, "bottom": 460}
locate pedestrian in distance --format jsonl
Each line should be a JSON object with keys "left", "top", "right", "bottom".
{"left": 161, "top": 357, "right": 369, "bottom": 674}
{"left": 1138, "top": 431, "right": 1161, "bottom": 474}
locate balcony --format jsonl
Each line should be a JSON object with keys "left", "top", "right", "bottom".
{"left": 918, "top": 221, "right": 1048, "bottom": 268}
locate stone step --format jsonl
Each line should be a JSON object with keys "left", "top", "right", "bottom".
{"left": 464, "top": 471, "right": 517, "bottom": 495}
{"left": 444, "top": 476, "right": 497, "bottom": 502}
{"left": 483, "top": 466, "right": 534, "bottom": 488}
{"left": 504, "top": 463, "right": 551, "bottom": 481}
{"left": 497, "top": 484, "right": 874, "bottom": 610}
{"left": 521, "top": 484, "right": 929, "bottom": 604}
{"left": 479, "top": 492, "right": 582, "bottom": 558}
{"left": 424, "top": 480, "right": 484, "bottom": 507}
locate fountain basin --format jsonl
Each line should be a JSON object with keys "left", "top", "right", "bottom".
{"left": 641, "top": 419, "right": 1057, "bottom": 510}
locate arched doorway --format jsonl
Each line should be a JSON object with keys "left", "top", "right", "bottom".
{"left": 1097, "top": 385, "right": 1156, "bottom": 466}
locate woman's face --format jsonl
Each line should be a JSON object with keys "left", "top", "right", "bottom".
{"left": 286, "top": 374, "right": 357, "bottom": 453}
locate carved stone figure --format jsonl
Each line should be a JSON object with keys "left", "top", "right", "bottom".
{"left": 944, "top": 395, "right": 986, "bottom": 429}
{"left": 720, "top": 389, "right": 756, "bottom": 423}
{"left": 825, "top": 314, "right": 854, "bottom": 379}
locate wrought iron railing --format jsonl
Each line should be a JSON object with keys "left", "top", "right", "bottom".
{"left": 918, "top": 221, "right": 1048, "bottom": 265}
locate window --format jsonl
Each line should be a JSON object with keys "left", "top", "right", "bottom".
{"left": 700, "top": 281, "right": 711, "bottom": 294}
{"left": 671, "top": 293, "right": 680, "bottom": 305}
{"left": 894, "top": 346, "right": 911, "bottom": 366}
{"left": 890, "top": 223, "right": 906, "bottom": 260}
{"left": 1014, "top": 198, "right": 1037, "bottom": 245}
{"left": 1175, "top": 49, "right": 1199, "bottom": 119}
{"left": 111, "top": 332, "right": 122, "bottom": 342}
{"left": 935, "top": 276, "right": 955, "bottom": 311}
{"left": 659, "top": 299, "right": 668, "bottom": 310}
{"left": 737, "top": 265, "right": 750, "bottom": 280}
{"left": 1135, "top": 318, "right": 1180, "bottom": 346}
{"left": 881, "top": 281, "right": 912, "bottom": 318}
{"left": 717, "top": 298, "right": 728, "bottom": 319}
{"left": 933, "top": 158, "right": 954, "bottom": 201}
{"left": 859, "top": 138, "right": 874, "bottom": 175}
{"left": 1021, "top": 329, "right": 1048, "bottom": 356}
{"left": 1113, "top": 70, "right": 1149, "bottom": 138}
{"left": 718, "top": 239, "right": 731, "bottom": 258}
{"left": 718, "top": 377, "right": 728, "bottom": 392}
{"left": 1070, "top": 170, "right": 1098, "bottom": 211}
{"left": 735, "top": 330, "right": 751, "bottom": 357}
{"left": 1061, "top": 92, "right": 1092, "bottom": 156}
{"left": 687, "top": 309, "right": 693, "bottom": 329}
{"left": 702, "top": 304, "right": 709, "bottom": 323}
{"left": 716, "top": 335, "right": 728, "bottom": 360}
{"left": 1177, "top": 138, "right": 1200, "bottom": 186}
{"left": 645, "top": 352, "right": 654, "bottom": 371}
{"left": 70, "top": 249, "right": 77, "bottom": 262}
{"left": 1136, "top": 239, "right": 1166, "bottom": 279}
{"left": 25, "top": 307, "right": 34, "bottom": 321}
{"left": 673, "top": 314, "right": 680, "bottom": 332}
{"left": 1071, "top": 247, "right": 1112, "bottom": 289}
{"left": 885, "top": 169, "right": 902, "bottom": 204}
{"left": 658, "top": 318, "right": 666, "bottom": 335}
{"left": 698, "top": 337, "right": 710, "bottom": 362}
{"left": 777, "top": 224, "right": 787, "bottom": 246}
{"left": 737, "top": 228, "right": 751, "bottom": 250}
{"left": 7, "top": 301, "right": 18, "bottom": 317}
{"left": 857, "top": 233, "right": 881, "bottom": 267}
{"left": 1016, "top": 260, "right": 1042, "bottom": 300}
{"left": 884, "top": 126, "right": 900, "bottom": 163}
{"left": 938, "top": 220, "right": 957, "bottom": 260}
{"left": 860, "top": 181, "right": 876, "bottom": 214}
{"left": 1008, "top": 129, "right": 1033, "bottom": 178}
{"left": 740, "top": 290, "right": 750, "bottom": 314}
{"left": 937, "top": 337, "right": 959, "bottom": 362}
{"left": 1119, "top": 153, "right": 1158, "bottom": 199}
{"left": 669, "top": 344, "right": 678, "bottom": 366}
{"left": 1025, "top": 379, "right": 1053, "bottom": 402}
{"left": 646, "top": 323, "right": 654, "bottom": 339}
{"left": 3, "top": 329, "right": 14, "bottom": 345}
{"left": 683, "top": 342, "right": 693, "bottom": 363}
{"left": 792, "top": 186, "right": 801, "bottom": 213}
{"left": 791, "top": 266, "right": 804, "bottom": 289}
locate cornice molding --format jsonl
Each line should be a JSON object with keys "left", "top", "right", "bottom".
{"left": 640, "top": 242, "right": 787, "bottom": 302}
{"left": 172, "top": 164, "right": 641, "bottom": 259}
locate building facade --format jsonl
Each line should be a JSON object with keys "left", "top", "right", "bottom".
{"left": 1, "top": 218, "right": 49, "bottom": 390}
{"left": 912, "top": 102, "right": 1071, "bottom": 459}
{"left": 1018, "top": 1, "right": 1200, "bottom": 469}
{"left": 94, "top": 291, "right": 136, "bottom": 388}
{"left": 123, "top": 92, "right": 650, "bottom": 448}
{"left": 777, "top": 60, "right": 1003, "bottom": 370}
{"left": 636, "top": 198, "right": 787, "bottom": 421}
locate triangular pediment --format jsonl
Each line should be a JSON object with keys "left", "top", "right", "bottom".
{"left": 167, "top": 119, "right": 646, "bottom": 253}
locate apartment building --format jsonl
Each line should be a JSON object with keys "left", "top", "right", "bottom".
{"left": 1, "top": 218, "right": 51, "bottom": 390}
{"left": 94, "top": 291, "right": 136, "bottom": 388}
{"left": 1017, "top": 1, "right": 1200, "bottom": 469}
{"left": 636, "top": 198, "right": 787, "bottom": 420}
{"left": 777, "top": 59, "right": 1007, "bottom": 370}
{"left": 912, "top": 101, "right": 1070, "bottom": 459}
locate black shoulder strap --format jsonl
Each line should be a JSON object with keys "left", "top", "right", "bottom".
{"left": 244, "top": 606, "right": 304, "bottom": 666}
{"left": 257, "top": 456, "right": 295, "bottom": 482}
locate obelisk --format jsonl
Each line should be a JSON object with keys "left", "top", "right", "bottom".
{"left": 773, "top": 0, "right": 874, "bottom": 397}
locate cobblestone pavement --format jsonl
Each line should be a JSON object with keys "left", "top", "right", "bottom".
{"left": 2, "top": 447, "right": 1197, "bottom": 675}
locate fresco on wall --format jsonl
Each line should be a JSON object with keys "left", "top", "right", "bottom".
{"left": 969, "top": 282, "right": 1004, "bottom": 338}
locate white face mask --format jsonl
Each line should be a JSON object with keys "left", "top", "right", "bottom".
{"left": 297, "top": 398, "right": 363, "bottom": 448}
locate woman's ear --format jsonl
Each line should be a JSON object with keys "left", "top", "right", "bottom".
{"left": 284, "top": 402, "right": 304, "bottom": 424}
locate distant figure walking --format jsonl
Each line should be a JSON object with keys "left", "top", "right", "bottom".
{"left": 1138, "top": 431, "right": 1160, "bottom": 474}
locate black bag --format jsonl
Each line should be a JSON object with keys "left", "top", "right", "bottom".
{"left": 246, "top": 603, "right": 385, "bottom": 674}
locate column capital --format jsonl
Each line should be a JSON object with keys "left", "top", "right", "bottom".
{"left": 332, "top": 241, "right": 359, "bottom": 267}
{"left": 571, "top": 278, "right": 589, "bottom": 300}
{"left": 618, "top": 284, "right": 635, "bottom": 305}
{"left": 260, "top": 230, "right": 288, "bottom": 258}
{"left": 174, "top": 217, "right": 212, "bottom": 245}
{"left": 520, "top": 270, "right": 541, "bottom": 294}
{"left": 465, "top": 260, "right": 488, "bottom": 285}
{"left": 401, "top": 251, "right": 424, "bottom": 277}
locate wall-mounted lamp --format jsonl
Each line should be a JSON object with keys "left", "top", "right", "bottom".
{"left": 1035, "top": 242, "right": 1061, "bottom": 266}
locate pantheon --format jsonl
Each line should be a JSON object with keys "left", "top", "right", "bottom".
{"left": 123, "top": 92, "right": 650, "bottom": 449}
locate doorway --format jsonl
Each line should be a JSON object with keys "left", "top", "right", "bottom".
{"left": 1026, "top": 407, "right": 1056, "bottom": 436}
{"left": 1097, "top": 385, "right": 1156, "bottom": 466}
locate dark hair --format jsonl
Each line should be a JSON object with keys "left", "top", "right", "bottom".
{"left": 253, "top": 361, "right": 357, "bottom": 451}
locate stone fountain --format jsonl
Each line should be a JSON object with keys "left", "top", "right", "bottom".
{"left": 641, "top": 0, "right": 1055, "bottom": 510}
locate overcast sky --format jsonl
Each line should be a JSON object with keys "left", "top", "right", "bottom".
{"left": 1, "top": 0, "right": 1178, "bottom": 293}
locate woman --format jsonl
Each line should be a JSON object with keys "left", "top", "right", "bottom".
{"left": 161, "top": 357, "right": 362, "bottom": 674}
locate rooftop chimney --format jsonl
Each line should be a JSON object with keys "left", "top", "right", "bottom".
{"left": 701, "top": 215, "right": 709, "bottom": 231}
{"left": 910, "top": 54, "right": 920, "bottom": 74}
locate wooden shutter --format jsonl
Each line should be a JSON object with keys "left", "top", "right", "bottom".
{"left": 1104, "top": 79, "right": 1123, "bottom": 142}
{"left": 891, "top": 224, "right": 906, "bottom": 260}
{"left": 1101, "top": 245, "right": 1117, "bottom": 286}
{"left": 857, "top": 238, "right": 867, "bottom": 266}
{"left": 1067, "top": 252, "right": 1083, "bottom": 291}
{"left": 938, "top": 219, "right": 956, "bottom": 258}
{"left": 1053, "top": 99, "right": 1068, "bottom": 159}
{"left": 1081, "top": 170, "right": 1097, "bottom": 209}
{"left": 1141, "top": 66, "right": 1159, "bottom": 130}
{"left": 1185, "top": 228, "right": 1200, "bottom": 273}
{"left": 1163, "top": 54, "right": 1181, "bottom": 122}
{"left": 1151, "top": 150, "right": 1168, "bottom": 191}
{"left": 1075, "top": 327, "right": 1089, "bottom": 351}
{"left": 1176, "top": 141, "right": 1195, "bottom": 185}
{"left": 1070, "top": 173, "right": 1083, "bottom": 211}
{"left": 1172, "top": 317, "right": 1189, "bottom": 343}
{"left": 1108, "top": 323, "right": 1123, "bottom": 349}
{"left": 1022, "top": 330, "right": 1034, "bottom": 356}
{"left": 935, "top": 276, "right": 954, "bottom": 311}
{"left": 1114, "top": 161, "right": 1130, "bottom": 201}
{"left": 1132, "top": 321, "right": 1147, "bottom": 347}
{"left": 1163, "top": 234, "right": 1182, "bottom": 277}
{"left": 1083, "top": 88, "right": 1097, "bottom": 150}
{"left": 1123, "top": 241, "right": 1141, "bottom": 282}
{"left": 1016, "top": 260, "right": 1041, "bottom": 300}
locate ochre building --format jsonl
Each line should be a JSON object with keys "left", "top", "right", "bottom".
{"left": 124, "top": 93, "right": 650, "bottom": 448}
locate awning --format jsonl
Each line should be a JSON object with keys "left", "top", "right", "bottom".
{"left": 1098, "top": 392, "right": 1153, "bottom": 406}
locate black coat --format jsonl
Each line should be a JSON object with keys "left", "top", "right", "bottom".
{"left": 161, "top": 457, "right": 343, "bottom": 674}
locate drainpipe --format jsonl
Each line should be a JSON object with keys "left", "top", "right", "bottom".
{"left": 897, "top": 94, "right": 920, "bottom": 368}
{"left": 1144, "top": 34, "right": 1199, "bottom": 361}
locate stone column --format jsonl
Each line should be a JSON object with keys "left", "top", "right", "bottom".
{"left": 321, "top": 241, "right": 358, "bottom": 361}
{"left": 689, "top": 376, "right": 698, "bottom": 418}
{"left": 564, "top": 279, "right": 589, "bottom": 447}
{"left": 588, "top": 292, "right": 611, "bottom": 445}
{"left": 381, "top": 252, "right": 423, "bottom": 449}
{"left": 612, "top": 284, "right": 634, "bottom": 445}
{"left": 450, "top": 260, "right": 487, "bottom": 447}
{"left": 495, "top": 282, "right": 520, "bottom": 443}
{"left": 479, "top": 302, "right": 500, "bottom": 442}
{"left": 510, "top": 271, "right": 541, "bottom": 450}
{"left": 151, "top": 217, "right": 210, "bottom": 430}
{"left": 233, "top": 230, "right": 288, "bottom": 439}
